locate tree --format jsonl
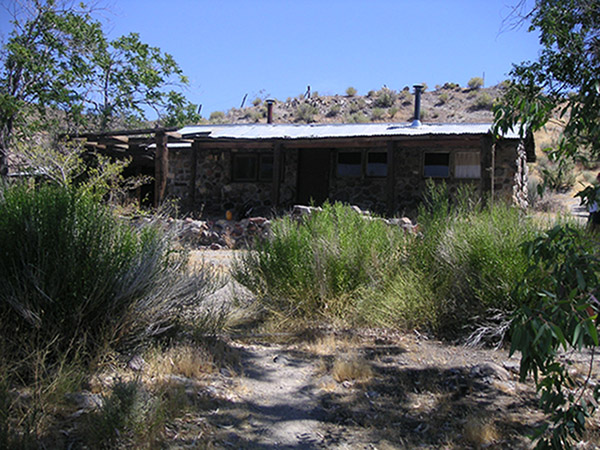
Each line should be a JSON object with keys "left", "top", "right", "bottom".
{"left": 494, "top": 1, "right": 600, "bottom": 447}
{"left": 0, "top": 0, "right": 200, "bottom": 175}
{"left": 493, "top": 0, "right": 600, "bottom": 161}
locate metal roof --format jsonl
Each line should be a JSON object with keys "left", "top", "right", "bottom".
{"left": 178, "top": 122, "right": 521, "bottom": 140}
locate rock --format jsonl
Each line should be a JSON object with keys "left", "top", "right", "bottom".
{"left": 65, "top": 391, "right": 103, "bottom": 410}
{"left": 249, "top": 216, "right": 268, "bottom": 226}
{"left": 470, "top": 363, "right": 511, "bottom": 382}
{"left": 210, "top": 243, "right": 222, "bottom": 250}
{"left": 502, "top": 361, "right": 520, "bottom": 375}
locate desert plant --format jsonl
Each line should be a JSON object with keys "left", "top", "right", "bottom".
{"left": 295, "top": 103, "right": 318, "bottom": 123}
{"left": 326, "top": 104, "right": 341, "bottom": 117}
{"left": 0, "top": 183, "right": 216, "bottom": 376}
{"left": 537, "top": 153, "right": 576, "bottom": 192}
{"left": 233, "top": 202, "right": 405, "bottom": 321}
{"left": 252, "top": 97, "right": 262, "bottom": 106}
{"left": 468, "top": 77, "right": 484, "bottom": 89}
{"left": 437, "top": 92, "right": 449, "bottom": 104}
{"left": 375, "top": 87, "right": 397, "bottom": 107}
{"left": 348, "top": 112, "right": 369, "bottom": 123}
{"left": 472, "top": 92, "right": 494, "bottom": 110}
{"left": 371, "top": 108, "right": 385, "bottom": 121}
{"left": 345, "top": 86, "right": 357, "bottom": 96}
{"left": 388, "top": 106, "right": 399, "bottom": 118}
{"left": 209, "top": 110, "right": 226, "bottom": 123}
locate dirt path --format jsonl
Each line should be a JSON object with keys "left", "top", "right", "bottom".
{"left": 218, "top": 343, "right": 326, "bottom": 449}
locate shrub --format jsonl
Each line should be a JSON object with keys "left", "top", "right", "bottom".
{"left": 375, "top": 87, "right": 397, "bottom": 107}
{"left": 233, "top": 202, "right": 406, "bottom": 321}
{"left": 0, "top": 184, "right": 215, "bottom": 375}
{"left": 348, "top": 112, "right": 369, "bottom": 123}
{"left": 388, "top": 106, "right": 399, "bottom": 118}
{"left": 437, "top": 92, "right": 449, "bottom": 104}
{"left": 468, "top": 77, "right": 484, "bottom": 89}
{"left": 252, "top": 97, "right": 262, "bottom": 106}
{"left": 442, "top": 82, "right": 460, "bottom": 90}
{"left": 295, "top": 103, "right": 318, "bottom": 122}
{"left": 326, "top": 104, "right": 341, "bottom": 117}
{"left": 537, "top": 153, "right": 576, "bottom": 192}
{"left": 209, "top": 110, "right": 225, "bottom": 123}
{"left": 371, "top": 108, "right": 385, "bottom": 121}
{"left": 472, "top": 92, "right": 493, "bottom": 110}
{"left": 345, "top": 86, "right": 357, "bottom": 97}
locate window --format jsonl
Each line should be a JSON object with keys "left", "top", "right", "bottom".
{"left": 455, "top": 152, "right": 481, "bottom": 178}
{"left": 337, "top": 152, "right": 362, "bottom": 177}
{"left": 232, "top": 153, "right": 274, "bottom": 182}
{"left": 232, "top": 155, "right": 258, "bottom": 181}
{"left": 259, "top": 155, "right": 274, "bottom": 181}
{"left": 367, "top": 151, "right": 387, "bottom": 177}
{"left": 424, "top": 152, "right": 450, "bottom": 178}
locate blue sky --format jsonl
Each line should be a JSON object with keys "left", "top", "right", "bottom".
{"left": 1, "top": 0, "right": 540, "bottom": 118}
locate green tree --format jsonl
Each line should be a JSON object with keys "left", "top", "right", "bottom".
{"left": 0, "top": 0, "right": 200, "bottom": 175}
{"left": 494, "top": 1, "right": 600, "bottom": 447}
{"left": 493, "top": 0, "right": 600, "bottom": 161}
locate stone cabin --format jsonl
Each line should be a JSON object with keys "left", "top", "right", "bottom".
{"left": 82, "top": 121, "right": 534, "bottom": 217}
{"left": 161, "top": 122, "right": 534, "bottom": 216}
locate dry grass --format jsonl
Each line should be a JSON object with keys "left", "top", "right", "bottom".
{"left": 332, "top": 355, "right": 373, "bottom": 383}
{"left": 463, "top": 417, "right": 500, "bottom": 448}
{"left": 145, "top": 344, "right": 215, "bottom": 380}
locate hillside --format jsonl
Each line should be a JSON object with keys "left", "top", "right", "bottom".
{"left": 208, "top": 83, "right": 503, "bottom": 125}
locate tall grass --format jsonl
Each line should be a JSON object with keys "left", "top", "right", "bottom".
{"left": 233, "top": 202, "right": 406, "bottom": 321}
{"left": 235, "top": 184, "right": 550, "bottom": 342}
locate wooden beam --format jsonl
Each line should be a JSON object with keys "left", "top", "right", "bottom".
{"left": 386, "top": 141, "right": 396, "bottom": 216}
{"left": 480, "top": 135, "right": 494, "bottom": 205}
{"left": 190, "top": 141, "right": 198, "bottom": 210}
{"left": 154, "top": 131, "right": 168, "bottom": 207}
{"left": 272, "top": 143, "right": 282, "bottom": 207}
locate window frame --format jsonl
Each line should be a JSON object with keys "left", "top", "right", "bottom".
{"left": 366, "top": 150, "right": 388, "bottom": 177}
{"left": 231, "top": 152, "right": 276, "bottom": 182}
{"left": 423, "top": 151, "right": 450, "bottom": 178}
{"left": 336, "top": 151, "right": 363, "bottom": 177}
{"left": 454, "top": 151, "right": 481, "bottom": 179}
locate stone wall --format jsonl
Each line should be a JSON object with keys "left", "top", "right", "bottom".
{"left": 165, "top": 137, "right": 526, "bottom": 217}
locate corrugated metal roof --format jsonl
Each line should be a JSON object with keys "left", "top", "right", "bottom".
{"left": 178, "top": 122, "right": 521, "bottom": 140}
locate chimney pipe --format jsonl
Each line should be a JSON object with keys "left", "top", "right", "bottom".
{"left": 412, "top": 84, "right": 424, "bottom": 127}
{"left": 266, "top": 99, "right": 274, "bottom": 124}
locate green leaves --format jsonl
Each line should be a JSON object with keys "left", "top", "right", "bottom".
{"left": 511, "top": 224, "right": 600, "bottom": 447}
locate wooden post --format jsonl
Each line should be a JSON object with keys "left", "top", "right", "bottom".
{"left": 386, "top": 141, "right": 396, "bottom": 216}
{"left": 189, "top": 141, "right": 198, "bottom": 210}
{"left": 154, "top": 130, "right": 168, "bottom": 207}
{"left": 480, "top": 135, "right": 494, "bottom": 205}
{"left": 272, "top": 143, "right": 282, "bottom": 207}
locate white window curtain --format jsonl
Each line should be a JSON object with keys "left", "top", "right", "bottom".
{"left": 455, "top": 152, "right": 481, "bottom": 178}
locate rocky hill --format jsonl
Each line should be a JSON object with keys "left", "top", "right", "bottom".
{"left": 207, "top": 82, "right": 504, "bottom": 125}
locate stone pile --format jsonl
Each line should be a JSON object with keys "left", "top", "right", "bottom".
{"left": 159, "top": 205, "right": 417, "bottom": 250}
{"left": 171, "top": 216, "right": 271, "bottom": 250}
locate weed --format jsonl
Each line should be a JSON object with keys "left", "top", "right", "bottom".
{"left": 332, "top": 356, "right": 373, "bottom": 383}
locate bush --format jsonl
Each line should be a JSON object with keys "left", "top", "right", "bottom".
{"left": 233, "top": 202, "right": 406, "bottom": 321}
{"left": 472, "top": 92, "right": 493, "bottom": 110}
{"left": 209, "top": 110, "right": 225, "bottom": 123}
{"left": 468, "top": 77, "right": 484, "bottom": 89}
{"left": 345, "top": 86, "right": 357, "bottom": 97}
{"left": 295, "top": 103, "right": 318, "bottom": 122}
{"left": 0, "top": 183, "right": 215, "bottom": 375}
{"left": 326, "top": 104, "right": 341, "bottom": 117}
{"left": 537, "top": 154, "right": 576, "bottom": 192}
{"left": 348, "top": 112, "right": 369, "bottom": 123}
{"left": 437, "top": 92, "right": 449, "bottom": 104}
{"left": 375, "top": 87, "right": 397, "bottom": 107}
{"left": 388, "top": 106, "right": 399, "bottom": 118}
{"left": 371, "top": 108, "right": 385, "bottom": 121}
